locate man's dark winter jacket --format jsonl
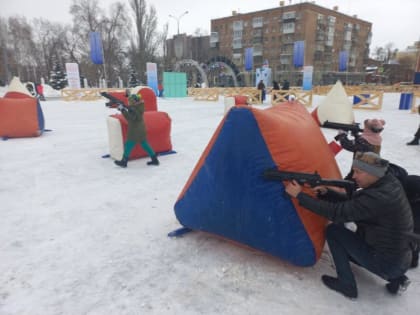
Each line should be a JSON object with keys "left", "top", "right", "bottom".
{"left": 297, "top": 173, "right": 414, "bottom": 268}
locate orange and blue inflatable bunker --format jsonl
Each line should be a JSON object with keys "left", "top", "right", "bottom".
{"left": 174, "top": 101, "right": 342, "bottom": 267}
{"left": 0, "top": 77, "right": 45, "bottom": 139}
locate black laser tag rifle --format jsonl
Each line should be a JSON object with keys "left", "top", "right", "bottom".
{"left": 322, "top": 121, "right": 363, "bottom": 138}
{"left": 100, "top": 91, "right": 128, "bottom": 109}
{"left": 262, "top": 168, "right": 355, "bottom": 196}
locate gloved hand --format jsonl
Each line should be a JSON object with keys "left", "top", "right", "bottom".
{"left": 334, "top": 130, "right": 346, "bottom": 141}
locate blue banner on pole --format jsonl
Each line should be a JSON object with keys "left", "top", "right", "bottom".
{"left": 89, "top": 32, "right": 103, "bottom": 64}
{"left": 244, "top": 48, "right": 253, "bottom": 71}
{"left": 293, "top": 41, "right": 304, "bottom": 68}
{"left": 339, "top": 51, "right": 348, "bottom": 71}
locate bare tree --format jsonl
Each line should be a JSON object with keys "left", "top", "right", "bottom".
{"left": 0, "top": 17, "right": 11, "bottom": 84}
{"left": 101, "top": 2, "right": 131, "bottom": 86}
{"left": 70, "top": 0, "right": 131, "bottom": 87}
{"left": 7, "top": 16, "right": 37, "bottom": 81}
{"left": 32, "top": 18, "right": 70, "bottom": 81}
{"left": 129, "top": 0, "right": 160, "bottom": 82}
{"left": 372, "top": 43, "right": 399, "bottom": 63}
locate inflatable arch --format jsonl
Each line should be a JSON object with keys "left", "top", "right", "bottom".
{"left": 174, "top": 59, "right": 209, "bottom": 88}
{"left": 205, "top": 56, "right": 240, "bottom": 87}
{"left": 174, "top": 101, "right": 342, "bottom": 267}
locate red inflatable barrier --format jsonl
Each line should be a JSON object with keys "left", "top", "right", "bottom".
{"left": 234, "top": 95, "right": 248, "bottom": 106}
{"left": 108, "top": 111, "right": 172, "bottom": 159}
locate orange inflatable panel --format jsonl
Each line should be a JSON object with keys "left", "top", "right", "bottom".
{"left": 0, "top": 97, "right": 44, "bottom": 138}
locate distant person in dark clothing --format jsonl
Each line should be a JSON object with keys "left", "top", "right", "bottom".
{"left": 272, "top": 81, "right": 280, "bottom": 101}
{"left": 257, "top": 80, "right": 266, "bottom": 102}
{"left": 285, "top": 152, "right": 414, "bottom": 299}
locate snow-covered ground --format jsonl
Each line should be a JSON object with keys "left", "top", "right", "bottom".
{"left": 1, "top": 91, "right": 419, "bottom": 315}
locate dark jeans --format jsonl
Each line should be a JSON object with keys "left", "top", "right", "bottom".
{"left": 326, "top": 224, "right": 406, "bottom": 288}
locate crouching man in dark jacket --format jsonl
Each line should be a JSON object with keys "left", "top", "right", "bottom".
{"left": 285, "top": 152, "right": 414, "bottom": 299}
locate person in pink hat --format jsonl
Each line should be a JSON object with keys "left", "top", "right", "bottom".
{"left": 335, "top": 118, "right": 385, "bottom": 180}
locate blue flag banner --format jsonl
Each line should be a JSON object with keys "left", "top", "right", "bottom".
{"left": 339, "top": 51, "right": 348, "bottom": 71}
{"left": 89, "top": 32, "right": 103, "bottom": 64}
{"left": 293, "top": 41, "right": 304, "bottom": 68}
{"left": 244, "top": 48, "right": 253, "bottom": 71}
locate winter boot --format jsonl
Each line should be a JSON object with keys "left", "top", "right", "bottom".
{"left": 406, "top": 137, "right": 419, "bottom": 145}
{"left": 321, "top": 275, "right": 358, "bottom": 299}
{"left": 147, "top": 155, "right": 159, "bottom": 166}
{"left": 114, "top": 156, "right": 128, "bottom": 168}
{"left": 386, "top": 275, "right": 410, "bottom": 295}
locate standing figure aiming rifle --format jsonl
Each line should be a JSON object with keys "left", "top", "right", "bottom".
{"left": 113, "top": 93, "right": 159, "bottom": 168}
{"left": 325, "top": 119, "right": 385, "bottom": 181}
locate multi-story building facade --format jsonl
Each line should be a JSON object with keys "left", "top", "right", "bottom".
{"left": 210, "top": 1, "right": 372, "bottom": 85}
{"left": 166, "top": 34, "right": 210, "bottom": 68}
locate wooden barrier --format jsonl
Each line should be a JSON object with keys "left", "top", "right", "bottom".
{"left": 217, "top": 87, "right": 261, "bottom": 104}
{"left": 271, "top": 89, "right": 312, "bottom": 107}
{"left": 193, "top": 88, "right": 219, "bottom": 101}
{"left": 61, "top": 88, "right": 127, "bottom": 101}
{"left": 351, "top": 91, "right": 383, "bottom": 110}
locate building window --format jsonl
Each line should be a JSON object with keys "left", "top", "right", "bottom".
{"left": 253, "top": 17, "right": 263, "bottom": 28}
{"left": 233, "top": 30, "right": 243, "bottom": 39}
{"left": 282, "top": 11, "right": 296, "bottom": 20}
{"left": 283, "top": 22, "right": 295, "bottom": 34}
{"left": 233, "top": 20, "right": 244, "bottom": 31}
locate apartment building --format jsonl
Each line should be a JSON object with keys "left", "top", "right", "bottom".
{"left": 210, "top": 1, "right": 372, "bottom": 85}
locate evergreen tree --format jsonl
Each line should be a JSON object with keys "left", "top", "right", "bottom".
{"left": 49, "top": 61, "right": 67, "bottom": 90}
{"left": 128, "top": 67, "right": 139, "bottom": 87}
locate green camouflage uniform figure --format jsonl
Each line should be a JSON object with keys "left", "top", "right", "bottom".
{"left": 114, "top": 94, "right": 159, "bottom": 167}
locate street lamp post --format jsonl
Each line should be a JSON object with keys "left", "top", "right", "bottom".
{"left": 169, "top": 11, "right": 189, "bottom": 35}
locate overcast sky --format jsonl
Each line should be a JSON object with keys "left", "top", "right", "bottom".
{"left": 1, "top": 0, "right": 419, "bottom": 51}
